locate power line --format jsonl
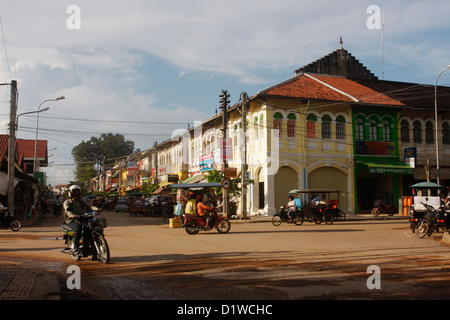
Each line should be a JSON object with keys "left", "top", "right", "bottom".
{"left": 0, "top": 15, "right": 11, "bottom": 82}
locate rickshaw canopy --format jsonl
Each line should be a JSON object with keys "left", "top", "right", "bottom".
{"left": 410, "top": 182, "right": 443, "bottom": 189}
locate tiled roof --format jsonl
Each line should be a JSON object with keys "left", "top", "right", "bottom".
{"left": 258, "top": 73, "right": 405, "bottom": 107}
{"left": 353, "top": 79, "right": 450, "bottom": 110}
{"left": 0, "top": 135, "right": 9, "bottom": 168}
{"left": 0, "top": 136, "right": 48, "bottom": 170}
{"left": 16, "top": 139, "right": 47, "bottom": 160}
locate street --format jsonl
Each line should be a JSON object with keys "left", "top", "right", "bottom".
{"left": 1, "top": 211, "right": 450, "bottom": 300}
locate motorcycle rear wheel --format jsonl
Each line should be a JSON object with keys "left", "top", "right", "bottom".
{"left": 293, "top": 215, "right": 304, "bottom": 225}
{"left": 272, "top": 215, "right": 282, "bottom": 226}
{"left": 185, "top": 220, "right": 199, "bottom": 235}
{"left": 9, "top": 218, "right": 21, "bottom": 232}
{"left": 416, "top": 221, "right": 430, "bottom": 239}
{"left": 217, "top": 219, "right": 231, "bottom": 233}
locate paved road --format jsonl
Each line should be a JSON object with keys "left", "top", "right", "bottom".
{"left": 1, "top": 211, "right": 449, "bottom": 300}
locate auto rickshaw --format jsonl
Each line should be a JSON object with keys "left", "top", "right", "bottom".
{"left": 128, "top": 192, "right": 147, "bottom": 216}
{"left": 288, "top": 188, "right": 346, "bottom": 224}
{"left": 168, "top": 182, "right": 231, "bottom": 234}
{"left": 408, "top": 182, "right": 447, "bottom": 233}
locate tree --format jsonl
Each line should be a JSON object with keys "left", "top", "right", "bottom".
{"left": 72, "top": 133, "right": 135, "bottom": 189}
{"left": 206, "top": 168, "right": 249, "bottom": 197}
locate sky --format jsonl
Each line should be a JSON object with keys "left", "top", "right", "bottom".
{"left": 0, "top": 0, "right": 449, "bottom": 186}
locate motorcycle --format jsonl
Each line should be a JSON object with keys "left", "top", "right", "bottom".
{"left": 416, "top": 202, "right": 447, "bottom": 239}
{"left": 184, "top": 209, "right": 231, "bottom": 235}
{"left": 60, "top": 210, "right": 110, "bottom": 263}
{"left": 0, "top": 207, "right": 21, "bottom": 232}
{"left": 272, "top": 206, "right": 303, "bottom": 226}
{"left": 372, "top": 199, "right": 397, "bottom": 217}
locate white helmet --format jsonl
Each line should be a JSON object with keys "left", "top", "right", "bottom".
{"left": 68, "top": 185, "right": 81, "bottom": 198}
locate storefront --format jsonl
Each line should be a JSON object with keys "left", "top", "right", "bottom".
{"left": 355, "top": 156, "right": 414, "bottom": 212}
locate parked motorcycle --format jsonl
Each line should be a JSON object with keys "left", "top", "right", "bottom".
{"left": 272, "top": 206, "right": 303, "bottom": 226}
{"left": 61, "top": 210, "right": 110, "bottom": 263}
{"left": 372, "top": 199, "right": 397, "bottom": 217}
{"left": 184, "top": 209, "right": 231, "bottom": 235}
{"left": 0, "top": 207, "right": 21, "bottom": 232}
{"left": 416, "top": 202, "right": 446, "bottom": 239}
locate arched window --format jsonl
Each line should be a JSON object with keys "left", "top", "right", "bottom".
{"left": 321, "top": 114, "right": 332, "bottom": 139}
{"left": 413, "top": 120, "right": 422, "bottom": 143}
{"left": 306, "top": 114, "right": 317, "bottom": 138}
{"left": 273, "top": 112, "right": 283, "bottom": 137}
{"left": 425, "top": 121, "right": 434, "bottom": 144}
{"left": 287, "top": 113, "right": 296, "bottom": 137}
{"left": 259, "top": 114, "right": 264, "bottom": 139}
{"left": 336, "top": 115, "right": 346, "bottom": 140}
{"left": 355, "top": 117, "right": 365, "bottom": 141}
{"left": 400, "top": 120, "right": 410, "bottom": 143}
{"left": 369, "top": 119, "right": 378, "bottom": 141}
{"left": 254, "top": 116, "right": 259, "bottom": 140}
{"left": 233, "top": 124, "right": 238, "bottom": 149}
{"left": 382, "top": 119, "right": 391, "bottom": 142}
{"left": 443, "top": 122, "right": 450, "bottom": 145}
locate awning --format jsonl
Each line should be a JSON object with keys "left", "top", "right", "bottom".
{"left": 181, "top": 175, "right": 206, "bottom": 184}
{"left": 357, "top": 158, "right": 414, "bottom": 175}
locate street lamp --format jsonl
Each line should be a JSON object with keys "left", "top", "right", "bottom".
{"left": 16, "top": 107, "right": 50, "bottom": 131}
{"left": 434, "top": 66, "right": 450, "bottom": 185}
{"left": 33, "top": 96, "right": 65, "bottom": 178}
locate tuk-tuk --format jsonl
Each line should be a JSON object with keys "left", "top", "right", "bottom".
{"left": 128, "top": 192, "right": 147, "bottom": 216}
{"left": 408, "top": 182, "right": 445, "bottom": 232}
{"left": 168, "top": 182, "right": 230, "bottom": 234}
{"left": 288, "top": 188, "right": 346, "bottom": 224}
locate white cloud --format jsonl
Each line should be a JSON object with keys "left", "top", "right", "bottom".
{"left": 1, "top": 0, "right": 449, "bottom": 185}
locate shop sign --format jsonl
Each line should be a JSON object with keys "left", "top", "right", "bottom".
{"left": 404, "top": 147, "right": 417, "bottom": 168}
{"left": 199, "top": 153, "right": 214, "bottom": 172}
{"left": 222, "top": 138, "right": 233, "bottom": 161}
{"left": 356, "top": 141, "right": 396, "bottom": 156}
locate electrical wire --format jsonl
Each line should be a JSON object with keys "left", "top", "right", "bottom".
{"left": 0, "top": 15, "right": 11, "bottom": 83}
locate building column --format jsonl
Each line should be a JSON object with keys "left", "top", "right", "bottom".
{"left": 265, "top": 171, "right": 276, "bottom": 215}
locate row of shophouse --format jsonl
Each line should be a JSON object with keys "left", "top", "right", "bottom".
{"left": 91, "top": 44, "right": 450, "bottom": 215}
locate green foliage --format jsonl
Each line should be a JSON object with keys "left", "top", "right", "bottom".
{"left": 205, "top": 168, "right": 253, "bottom": 197}
{"left": 137, "top": 184, "right": 159, "bottom": 195}
{"left": 71, "top": 133, "right": 135, "bottom": 188}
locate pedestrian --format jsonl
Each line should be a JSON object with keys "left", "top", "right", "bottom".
{"left": 184, "top": 192, "right": 197, "bottom": 216}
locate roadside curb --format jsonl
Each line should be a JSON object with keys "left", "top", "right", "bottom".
{"left": 0, "top": 261, "right": 61, "bottom": 300}
{"left": 442, "top": 232, "right": 450, "bottom": 245}
{"left": 229, "top": 214, "right": 409, "bottom": 223}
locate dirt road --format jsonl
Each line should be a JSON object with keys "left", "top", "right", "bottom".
{"left": 1, "top": 211, "right": 450, "bottom": 300}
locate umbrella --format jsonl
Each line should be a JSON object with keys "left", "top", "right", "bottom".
{"left": 409, "top": 182, "right": 443, "bottom": 189}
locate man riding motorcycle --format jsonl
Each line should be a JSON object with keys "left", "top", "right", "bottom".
{"left": 63, "top": 185, "right": 92, "bottom": 254}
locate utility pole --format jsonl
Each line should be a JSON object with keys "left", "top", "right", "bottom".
{"left": 154, "top": 141, "right": 158, "bottom": 184}
{"left": 219, "top": 90, "right": 230, "bottom": 218}
{"left": 8, "top": 80, "right": 17, "bottom": 214}
{"left": 241, "top": 92, "right": 248, "bottom": 219}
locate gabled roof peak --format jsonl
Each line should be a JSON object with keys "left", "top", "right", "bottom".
{"left": 295, "top": 43, "right": 378, "bottom": 80}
